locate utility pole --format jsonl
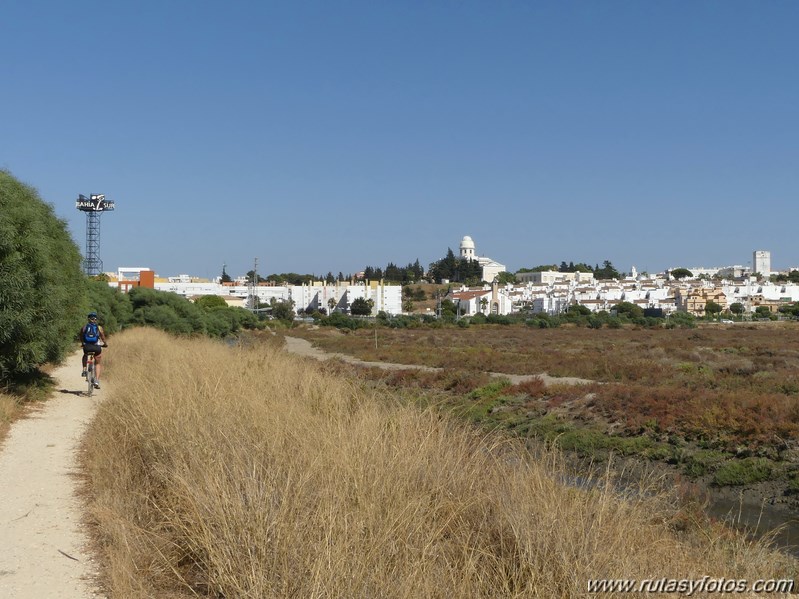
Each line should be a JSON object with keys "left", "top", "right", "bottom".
{"left": 248, "top": 257, "right": 258, "bottom": 310}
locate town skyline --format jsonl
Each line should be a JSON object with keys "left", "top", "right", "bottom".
{"left": 105, "top": 244, "right": 791, "bottom": 283}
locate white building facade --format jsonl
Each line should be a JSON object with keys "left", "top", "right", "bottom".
{"left": 108, "top": 268, "right": 403, "bottom": 315}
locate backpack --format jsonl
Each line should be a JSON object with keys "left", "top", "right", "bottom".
{"left": 83, "top": 322, "right": 100, "bottom": 344}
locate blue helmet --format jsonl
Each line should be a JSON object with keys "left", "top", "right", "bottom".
{"left": 88, "top": 312, "right": 98, "bottom": 319}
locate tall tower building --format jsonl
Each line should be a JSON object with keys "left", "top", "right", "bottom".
{"left": 753, "top": 250, "right": 771, "bottom": 275}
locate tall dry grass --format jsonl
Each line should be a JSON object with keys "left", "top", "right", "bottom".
{"left": 84, "top": 328, "right": 797, "bottom": 598}
{"left": 0, "top": 392, "right": 18, "bottom": 442}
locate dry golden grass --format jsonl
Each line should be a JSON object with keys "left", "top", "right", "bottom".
{"left": 0, "top": 391, "right": 19, "bottom": 443}
{"left": 84, "top": 328, "right": 797, "bottom": 598}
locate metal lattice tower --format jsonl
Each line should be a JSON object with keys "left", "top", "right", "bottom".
{"left": 76, "top": 194, "right": 115, "bottom": 276}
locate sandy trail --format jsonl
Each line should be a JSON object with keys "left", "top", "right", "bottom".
{"left": 0, "top": 350, "right": 101, "bottom": 598}
{"left": 282, "top": 335, "right": 594, "bottom": 386}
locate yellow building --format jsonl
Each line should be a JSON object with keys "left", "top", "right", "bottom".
{"left": 676, "top": 286, "right": 728, "bottom": 316}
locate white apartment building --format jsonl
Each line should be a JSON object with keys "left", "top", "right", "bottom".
{"left": 516, "top": 270, "right": 595, "bottom": 285}
{"left": 108, "top": 268, "right": 403, "bottom": 315}
{"left": 676, "top": 266, "right": 721, "bottom": 279}
{"left": 332, "top": 281, "right": 404, "bottom": 316}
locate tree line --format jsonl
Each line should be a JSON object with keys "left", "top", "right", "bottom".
{"left": 517, "top": 260, "right": 622, "bottom": 280}
{"left": 85, "top": 282, "right": 262, "bottom": 339}
{"left": 362, "top": 260, "right": 425, "bottom": 284}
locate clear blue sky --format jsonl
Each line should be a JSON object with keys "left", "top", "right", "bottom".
{"left": 3, "top": 1, "right": 797, "bottom": 279}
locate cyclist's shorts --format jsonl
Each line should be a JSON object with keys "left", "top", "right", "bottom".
{"left": 83, "top": 344, "right": 103, "bottom": 356}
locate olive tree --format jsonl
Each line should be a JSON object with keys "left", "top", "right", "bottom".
{"left": 0, "top": 170, "right": 86, "bottom": 377}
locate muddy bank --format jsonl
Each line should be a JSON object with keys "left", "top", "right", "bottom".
{"left": 579, "top": 453, "right": 799, "bottom": 557}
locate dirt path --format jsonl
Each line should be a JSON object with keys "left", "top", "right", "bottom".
{"left": 282, "top": 336, "right": 594, "bottom": 386}
{"left": 0, "top": 350, "right": 102, "bottom": 598}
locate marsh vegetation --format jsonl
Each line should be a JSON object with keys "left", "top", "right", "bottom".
{"left": 291, "top": 323, "right": 799, "bottom": 488}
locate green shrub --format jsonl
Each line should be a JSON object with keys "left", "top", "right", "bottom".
{"left": 641, "top": 444, "right": 676, "bottom": 461}
{"left": 0, "top": 170, "right": 86, "bottom": 378}
{"left": 468, "top": 380, "right": 512, "bottom": 401}
{"left": 129, "top": 288, "right": 206, "bottom": 335}
{"left": 194, "top": 295, "right": 228, "bottom": 310}
{"left": 122, "top": 287, "right": 258, "bottom": 338}
{"left": 667, "top": 312, "right": 696, "bottom": 329}
{"left": 587, "top": 316, "right": 603, "bottom": 329}
{"left": 712, "top": 458, "right": 775, "bottom": 486}
{"left": 786, "top": 473, "right": 799, "bottom": 495}
{"left": 681, "top": 450, "right": 728, "bottom": 478}
{"left": 486, "top": 314, "right": 512, "bottom": 325}
{"left": 612, "top": 435, "right": 654, "bottom": 456}
{"left": 556, "top": 428, "right": 610, "bottom": 454}
{"left": 321, "top": 312, "right": 369, "bottom": 330}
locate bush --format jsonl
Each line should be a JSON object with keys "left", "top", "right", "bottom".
{"left": 321, "top": 312, "right": 368, "bottom": 330}
{"left": 0, "top": 170, "right": 86, "bottom": 377}
{"left": 468, "top": 380, "right": 512, "bottom": 401}
{"left": 486, "top": 314, "right": 512, "bottom": 325}
{"left": 271, "top": 300, "right": 296, "bottom": 322}
{"left": 123, "top": 287, "right": 258, "bottom": 338}
{"left": 385, "top": 315, "right": 424, "bottom": 329}
{"left": 786, "top": 473, "right": 799, "bottom": 495}
{"left": 667, "top": 312, "right": 696, "bottom": 329}
{"left": 712, "top": 458, "right": 775, "bottom": 486}
{"left": 681, "top": 450, "right": 728, "bottom": 478}
{"left": 129, "top": 288, "right": 206, "bottom": 335}
{"left": 194, "top": 295, "right": 228, "bottom": 310}
{"left": 556, "top": 428, "right": 610, "bottom": 454}
{"left": 612, "top": 301, "right": 644, "bottom": 319}
{"left": 607, "top": 317, "right": 622, "bottom": 329}
{"left": 587, "top": 316, "right": 603, "bottom": 329}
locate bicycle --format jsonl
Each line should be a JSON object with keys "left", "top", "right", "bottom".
{"left": 84, "top": 343, "right": 107, "bottom": 396}
{"left": 85, "top": 351, "right": 99, "bottom": 397}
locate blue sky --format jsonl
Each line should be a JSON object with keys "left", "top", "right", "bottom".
{"left": 3, "top": 1, "right": 797, "bottom": 279}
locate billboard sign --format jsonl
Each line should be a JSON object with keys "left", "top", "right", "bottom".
{"left": 76, "top": 194, "right": 115, "bottom": 212}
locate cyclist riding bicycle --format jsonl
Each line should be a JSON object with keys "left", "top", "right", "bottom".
{"left": 80, "top": 312, "right": 107, "bottom": 389}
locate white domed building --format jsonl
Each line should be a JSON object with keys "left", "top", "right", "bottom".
{"left": 459, "top": 235, "right": 506, "bottom": 282}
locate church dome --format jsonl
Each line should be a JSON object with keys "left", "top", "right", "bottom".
{"left": 460, "top": 235, "right": 475, "bottom": 250}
